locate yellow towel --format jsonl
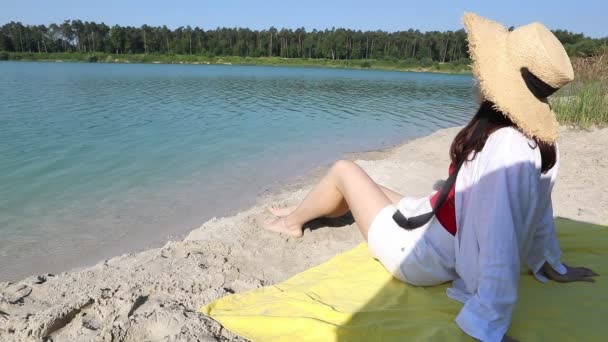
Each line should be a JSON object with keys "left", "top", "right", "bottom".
{"left": 201, "top": 219, "right": 606, "bottom": 341}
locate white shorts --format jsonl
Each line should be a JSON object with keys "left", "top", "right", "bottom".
{"left": 367, "top": 196, "right": 457, "bottom": 286}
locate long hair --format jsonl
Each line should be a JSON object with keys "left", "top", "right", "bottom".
{"left": 450, "top": 101, "right": 556, "bottom": 173}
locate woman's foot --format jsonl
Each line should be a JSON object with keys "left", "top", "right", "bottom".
{"left": 262, "top": 216, "right": 303, "bottom": 238}
{"left": 267, "top": 205, "right": 298, "bottom": 217}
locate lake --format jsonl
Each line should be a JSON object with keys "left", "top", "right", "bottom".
{"left": 0, "top": 61, "right": 475, "bottom": 280}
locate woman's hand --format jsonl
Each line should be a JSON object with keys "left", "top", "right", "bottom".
{"left": 541, "top": 262, "right": 599, "bottom": 283}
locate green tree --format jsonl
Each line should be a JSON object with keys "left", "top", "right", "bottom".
{"left": 0, "top": 20, "right": 604, "bottom": 59}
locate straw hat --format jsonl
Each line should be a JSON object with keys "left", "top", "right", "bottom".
{"left": 462, "top": 12, "right": 574, "bottom": 143}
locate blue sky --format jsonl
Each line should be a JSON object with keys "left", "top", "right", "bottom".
{"left": 2, "top": 0, "right": 607, "bottom": 38}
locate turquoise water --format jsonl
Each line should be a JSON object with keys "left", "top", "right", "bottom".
{"left": 0, "top": 61, "right": 475, "bottom": 280}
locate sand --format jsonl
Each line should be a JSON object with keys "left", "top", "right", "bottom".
{"left": 1, "top": 126, "right": 606, "bottom": 341}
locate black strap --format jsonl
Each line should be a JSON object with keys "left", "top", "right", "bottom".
{"left": 520, "top": 67, "right": 559, "bottom": 99}
{"left": 392, "top": 114, "right": 490, "bottom": 230}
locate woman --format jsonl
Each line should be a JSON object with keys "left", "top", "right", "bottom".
{"left": 263, "top": 13, "right": 598, "bottom": 341}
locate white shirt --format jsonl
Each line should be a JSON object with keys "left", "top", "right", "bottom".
{"left": 447, "top": 127, "right": 567, "bottom": 341}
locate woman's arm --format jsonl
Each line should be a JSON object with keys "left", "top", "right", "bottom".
{"left": 526, "top": 144, "right": 568, "bottom": 281}
{"left": 454, "top": 129, "right": 542, "bottom": 341}
{"left": 525, "top": 200, "right": 598, "bottom": 283}
{"left": 526, "top": 199, "right": 569, "bottom": 282}
{"left": 455, "top": 159, "right": 537, "bottom": 341}
{"left": 526, "top": 143, "right": 599, "bottom": 283}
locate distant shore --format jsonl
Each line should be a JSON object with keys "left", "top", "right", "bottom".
{"left": 0, "top": 52, "right": 472, "bottom": 74}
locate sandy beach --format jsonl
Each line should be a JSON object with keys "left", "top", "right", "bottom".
{"left": 1, "top": 125, "right": 606, "bottom": 341}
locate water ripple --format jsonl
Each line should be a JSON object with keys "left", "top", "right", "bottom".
{"left": 0, "top": 62, "right": 475, "bottom": 280}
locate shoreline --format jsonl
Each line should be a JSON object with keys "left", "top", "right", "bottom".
{"left": 0, "top": 126, "right": 419, "bottom": 282}
{"left": 1, "top": 125, "right": 606, "bottom": 341}
{"left": 0, "top": 54, "right": 472, "bottom": 75}
{"left": 0, "top": 59, "right": 475, "bottom": 282}
{"left": 0, "top": 124, "right": 424, "bottom": 283}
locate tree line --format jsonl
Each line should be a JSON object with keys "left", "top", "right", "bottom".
{"left": 1, "top": 20, "right": 606, "bottom": 62}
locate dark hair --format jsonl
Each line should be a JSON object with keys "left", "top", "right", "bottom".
{"left": 450, "top": 101, "right": 556, "bottom": 173}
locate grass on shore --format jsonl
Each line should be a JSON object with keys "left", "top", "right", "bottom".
{"left": 0, "top": 51, "right": 471, "bottom": 74}
{"left": 552, "top": 52, "right": 608, "bottom": 128}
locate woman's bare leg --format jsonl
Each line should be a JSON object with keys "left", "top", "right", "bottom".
{"left": 268, "top": 184, "right": 403, "bottom": 218}
{"left": 379, "top": 185, "right": 404, "bottom": 204}
{"left": 263, "top": 160, "right": 394, "bottom": 240}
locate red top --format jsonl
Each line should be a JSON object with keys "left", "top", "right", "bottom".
{"left": 429, "top": 163, "right": 457, "bottom": 236}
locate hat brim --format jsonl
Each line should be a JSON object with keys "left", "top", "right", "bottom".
{"left": 463, "top": 13, "right": 559, "bottom": 143}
